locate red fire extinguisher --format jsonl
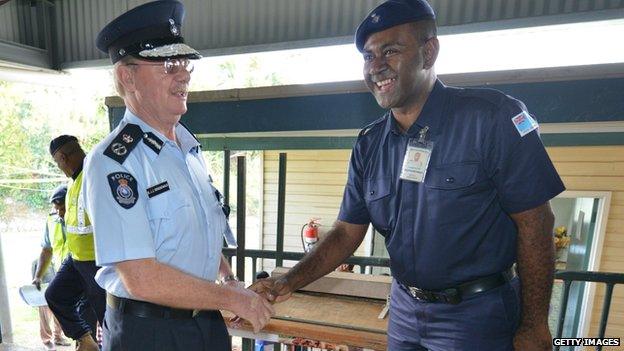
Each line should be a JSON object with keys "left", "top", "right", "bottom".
{"left": 301, "top": 218, "right": 320, "bottom": 253}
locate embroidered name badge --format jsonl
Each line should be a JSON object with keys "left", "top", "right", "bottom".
{"left": 107, "top": 172, "right": 138, "bottom": 209}
{"left": 146, "top": 181, "right": 170, "bottom": 198}
{"left": 512, "top": 111, "right": 539, "bottom": 137}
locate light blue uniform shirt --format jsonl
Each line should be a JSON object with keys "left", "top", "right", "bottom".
{"left": 41, "top": 214, "right": 64, "bottom": 249}
{"left": 83, "top": 110, "right": 225, "bottom": 299}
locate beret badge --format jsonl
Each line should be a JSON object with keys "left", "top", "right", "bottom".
{"left": 169, "top": 19, "right": 179, "bottom": 36}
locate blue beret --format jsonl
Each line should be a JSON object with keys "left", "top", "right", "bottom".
{"left": 50, "top": 185, "right": 67, "bottom": 204}
{"left": 96, "top": 0, "right": 201, "bottom": 64}
{"left": 355, "top": 0, "right": 436, "bottom": 52}
{"left": 49, "top": 135, "right": 78, "bottom": 156}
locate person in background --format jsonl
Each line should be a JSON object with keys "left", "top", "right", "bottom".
{"left": 250, "top": 1, "right": 564, "bottom": 350}
{"left": 46, "top": 135, "right": 105, "bottom": 351}
{"left": 31, "top": 185, "right": 72, "bottom": 350}
{"left": 83, "top": 1, "right": 274, "bottom": 350}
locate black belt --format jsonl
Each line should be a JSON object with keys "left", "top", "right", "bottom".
{"left": 107, "top": 294, "right": 197, "bottom": 319}
{"left": 400, "top": 266, "right": 517, "bottom": 305}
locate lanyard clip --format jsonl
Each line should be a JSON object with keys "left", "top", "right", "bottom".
{"left": 418, "top": 126, "right": 429, "bottom": 144}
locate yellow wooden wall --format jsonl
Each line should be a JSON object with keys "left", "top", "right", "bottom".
{"left": 263, "top": 146, "right": 624, "bottom": 335}
{"left": 549, "top": 145, "right": 624, "bottom": 339}
{"left": 263, "top": 150, "right": 364, "bottom": 257}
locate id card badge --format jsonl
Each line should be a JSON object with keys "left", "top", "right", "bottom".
{"left": 400, "top": 126, "right": 434, "bottom": 183}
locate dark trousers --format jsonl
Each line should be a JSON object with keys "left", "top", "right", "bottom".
{"left": 387, "top": 278, "right": 521, "bottom": 351}
{"left": 45, "top": 256, "right": 106, "bottom": 340}
{"left": 102, "top": 306, "right": 231, "bottom": 351}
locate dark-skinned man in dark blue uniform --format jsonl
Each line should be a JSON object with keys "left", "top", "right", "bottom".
{"left": 250, "top": 1, "right": 565, "bottom": 350}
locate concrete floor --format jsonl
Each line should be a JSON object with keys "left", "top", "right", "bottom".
{"left": 0, "top": 344, "right": 39, "bottom": 351}
{"left": 0, "top": 342, "right": 74, "bottom": 351}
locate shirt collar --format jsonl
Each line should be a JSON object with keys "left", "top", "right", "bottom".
{"left": 386, "top": 79, "right": 448, "bottom": 137}
{"left": 175, "top": 122, "right": 201, "bottom": 155}
{"left": 71, "top": 162, "right": 83, "bottom": 180}
{"left": 122, "top": 110, "right": 200, "bottom": 157}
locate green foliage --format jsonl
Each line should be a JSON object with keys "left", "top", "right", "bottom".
{"left": 192, "top": 56, "right": 283, "bottom": 91}
{"left": 1, "top": 53, "right": 284, "bottom": 219}
{"left": 0, "top": 80, "right": 108, "bottom": 218}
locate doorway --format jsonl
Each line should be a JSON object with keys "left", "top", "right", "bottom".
{"left": 549, "top": 191, "right": 612, "bottom": 341}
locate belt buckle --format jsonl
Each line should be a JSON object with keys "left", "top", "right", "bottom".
{"left": 408, "top": 287, "right": 435, "bottom": 302}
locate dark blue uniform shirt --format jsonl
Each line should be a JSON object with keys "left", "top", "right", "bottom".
{"left": 338, "top": 80, "right": 565, "bottom": 290}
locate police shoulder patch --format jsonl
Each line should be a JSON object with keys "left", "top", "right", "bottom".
{"left": 107, "top": 172, "right": 139, "bottom": 209}
{"left": 104, "top": 123, "right": 143, "bottom": 164}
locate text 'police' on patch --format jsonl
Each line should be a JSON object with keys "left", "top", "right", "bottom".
{"left": 107, "top": 172, "right": 139, "bottom": 209}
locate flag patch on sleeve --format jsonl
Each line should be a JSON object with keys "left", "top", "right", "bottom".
{"left": 511, "top": 111, "right": 539, "bottom": 137}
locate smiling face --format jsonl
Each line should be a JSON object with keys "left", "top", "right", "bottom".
{"left": 362, "top": 22, "right": 437, "bottom": 111}
{"left": 118, "top": 58, "right": 192, "bottom": 134}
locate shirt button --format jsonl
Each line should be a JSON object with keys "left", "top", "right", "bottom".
{"left": 369, "top": 190, "right": 375, "bottom": 195}
{"left": 445, "top": 177, "right": 455, "bottom": 183}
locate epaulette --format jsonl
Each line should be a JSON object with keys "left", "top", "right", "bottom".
{"left": 103, "top": 123, "right": 143, "bottom": 164}
{"left": 142, "top": 132, "right": 163, "bottom": 155}
{"left": 358, "top": 114, "right": 388, "bottom": 137}
{"left": 455, "top": 86, "right": 510, "bottom": 109}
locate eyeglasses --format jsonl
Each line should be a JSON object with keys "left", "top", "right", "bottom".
{"left": 125, "top": 58, "right": 194, "bottom": 75}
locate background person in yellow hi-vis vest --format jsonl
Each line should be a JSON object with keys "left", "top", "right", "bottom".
{"left": 31, "top": 185, "right": 72, "bottom": 350}
{"left": 46, "top": 135, "right": 105, "bottom": 351}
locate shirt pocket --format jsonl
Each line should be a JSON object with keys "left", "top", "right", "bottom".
{"left": 147, "top": 189, "right": 188, "bottom": 219}
{"left": 425, "top": 162, "right": 479, "bottom": 190}
{"left": 146, "top": 189, "right": 190, "bottom": 248}
{"left": 424, "top": 162, "right": 488, "bottom": 225}
{"left": 364, "top": 177, "right": 393, "bottom": 236}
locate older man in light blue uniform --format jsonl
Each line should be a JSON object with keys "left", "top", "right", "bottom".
{"left": 83, "top": 1, "right": 274, "bottom": 350}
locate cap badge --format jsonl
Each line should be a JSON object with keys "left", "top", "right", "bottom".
{"left": 169, "top": 18, "right": 179, "bottom": 36}
{"left": 371, "top": 13, "right": 381, "bottom": 23}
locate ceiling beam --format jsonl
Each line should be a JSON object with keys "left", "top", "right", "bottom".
{"left": 0, "top": 39, "right": 50, "bottom": 70}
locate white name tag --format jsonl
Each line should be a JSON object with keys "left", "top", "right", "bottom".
{"left": 400, "top": 135, "right": 433, "bottom": 183}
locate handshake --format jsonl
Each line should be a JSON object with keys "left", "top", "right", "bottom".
{"left": 225, "top": 274, "right": 292, "bottom": 334}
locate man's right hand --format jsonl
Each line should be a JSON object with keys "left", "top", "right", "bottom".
{"left": 248, "top": 277, "right": 292, "bottom": 303}
{"left": 31, "top": 277, "right": 42, "bottom": 290}
{"left": 229, "top": 287, "right": 276, "bottom": 333}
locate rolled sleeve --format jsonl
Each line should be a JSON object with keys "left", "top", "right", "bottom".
{"left": 83, "top": 154, "right": 156, "bottom": 267}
